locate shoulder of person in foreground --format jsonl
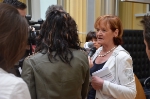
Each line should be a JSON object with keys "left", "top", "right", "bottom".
{"left": 11, "top": 78, "right": 31, "bottom": 99}
{"left": 0, "top": 71, "right": 31, "bottom": 99}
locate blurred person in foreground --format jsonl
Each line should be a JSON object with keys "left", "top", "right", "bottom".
{"left": 21, "top": 10, "right": 89, "bottom": 99}
{"left": 140, "top": 14, "right": 150, "bottom": 97}
{"left": 87, "top": 15, "right": 136, "bottom": 99}
{"left": 0, "top": 3, "right": 31, "bottom": 99}
{"left": 3, "top": 0, "right": 27, "bottom": 77}
{"left": 141, "top": 14, "right": 150, "bottom": 60}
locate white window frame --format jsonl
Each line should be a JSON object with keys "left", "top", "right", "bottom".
{"left": 146, "top": 4, "right": 150, "bottom": 13}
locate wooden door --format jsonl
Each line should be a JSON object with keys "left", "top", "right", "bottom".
{"left": 135, "top": 75, "right": 146, "bottom": 99}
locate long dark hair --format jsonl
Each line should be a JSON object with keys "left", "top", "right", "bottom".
{"left": 36, "top": 10, "right": 81, "bottom": 64}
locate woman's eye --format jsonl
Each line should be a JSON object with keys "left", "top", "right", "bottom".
{"left": 94, "top": 39, "right": 97, "bottom": 42}
{"left": 96, "top": 29, "right": 99, "bottom": 32}
{"left": 101, "top": 29, "right": 106, "bottom": 32}
{"left": 102, "top": 29, "right": 106, "bottom": 32}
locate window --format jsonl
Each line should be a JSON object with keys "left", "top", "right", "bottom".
{"left": 149, "top": 4, "right": 150, "bottom": 12}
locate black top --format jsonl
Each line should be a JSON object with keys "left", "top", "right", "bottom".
{"left": 87, "top": 59, "right": 106, "bottom": 99}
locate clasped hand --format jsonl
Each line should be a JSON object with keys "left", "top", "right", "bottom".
{"left": 91, "top": 76, "right": 104, "bottom": 90}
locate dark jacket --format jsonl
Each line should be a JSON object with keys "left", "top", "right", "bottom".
{"left": 21, "top": 49, "right": 90, "bottom": 99}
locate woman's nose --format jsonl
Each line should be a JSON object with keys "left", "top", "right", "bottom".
{"left": 96, "top": 30, "right": 102, "bottom": 35}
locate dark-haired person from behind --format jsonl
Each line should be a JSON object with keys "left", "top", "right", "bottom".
{"left": 21, "top": 10, "right": 90, "bottom": 99}
{"left": 45, "top": 4, "right": 65, "bottom": 18}
{"left": 35, "top": 4, "right": 65, "bottom": 52}
{"left": 0, "top": 3, "right": 31, "bottom": 99}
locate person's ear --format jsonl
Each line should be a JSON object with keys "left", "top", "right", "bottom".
{"left": 114, "top": 29, "right": 119, "bottom": 37}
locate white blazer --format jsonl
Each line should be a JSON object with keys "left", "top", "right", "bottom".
{"left": 92, "top": 45, "right": 136, "bottom": 99}
{"left": 0, "top": 68, "right": 31, "bottom": 99}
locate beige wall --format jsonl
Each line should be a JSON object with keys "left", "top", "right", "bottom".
{"left": 95, "top": 0, "right": 102, "bottom": 23}
{"left": 58, "top": 0, "right": 148, "bottom": 47}
{"left": 119, "top": 1, "right": 147, "bottom": 30}
{"left": 58, "top": 0, "right": 87, "bottom": 47}
{"left": 0, "top": 0, "right": 147, "bottom": 31}
{"left": 94, "top": 1, "right": 147, "bottom": 30}
{"left": 1, "top": 0, "right": 147, "bottom": 46}
{"left": 1, "top": 0, "right": 146, "bottom": 30}
{"left": 19, "top": 0, "right": 26, "bottom": 3}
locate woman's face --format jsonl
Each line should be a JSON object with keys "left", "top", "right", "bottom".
{"left": 92, "top": 38, "right": 101, "bottom": 49}
{"left": 96, "top": 21, "right": 117, "bottom": 46}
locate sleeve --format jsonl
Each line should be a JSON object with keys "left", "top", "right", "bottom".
{"left": 101, "top": 52, "right": 136, "bottom": 99}
{"left": 11, "top": 81, "right": 31, "bottom": 99}
{"left": 21, "top": 58, "right": 37, "bottom": 99}
{"left": 81, "top": 54, "right": 90, "bottom": 99}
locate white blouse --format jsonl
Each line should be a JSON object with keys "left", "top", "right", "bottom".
{"left": 0, "top": 68, "right": 31, "bottom": 99}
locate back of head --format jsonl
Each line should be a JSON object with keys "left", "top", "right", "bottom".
{"left": 0, "top": 3, "right": 28, "bottom": 71}
{"left": 39, "top": 10, "right": 81, "bottom": 63}
{"left": 3, "top": 0, "right": 27, "bottom": 10}
{"left": 94, "top": 15, "right": 123, "bottom": 45}
{"left": 141, "top": 14, "right": 150, "bottom": 50}
{"left": 45, "top": 5, "right": 65, "bottom": 18}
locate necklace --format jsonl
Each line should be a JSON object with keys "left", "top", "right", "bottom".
{"left": 98, "top": 47, "right": 116, "bottom": 57}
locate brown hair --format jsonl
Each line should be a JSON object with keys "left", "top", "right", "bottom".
{"left": 86, "top": 31, "right": 96, "bottom": 42}
{"left": 94, "top": 15, "right": 123, "bottom": 45}
{"left": 141, "top": 14, "right": 150, "bottom": 50}
{"left": 0, "top": 3, "right": 28, "bottom": 71}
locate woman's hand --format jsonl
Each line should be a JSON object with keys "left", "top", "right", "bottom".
{"left": 91, "top": 76, "right": 104, "bottom": 90}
